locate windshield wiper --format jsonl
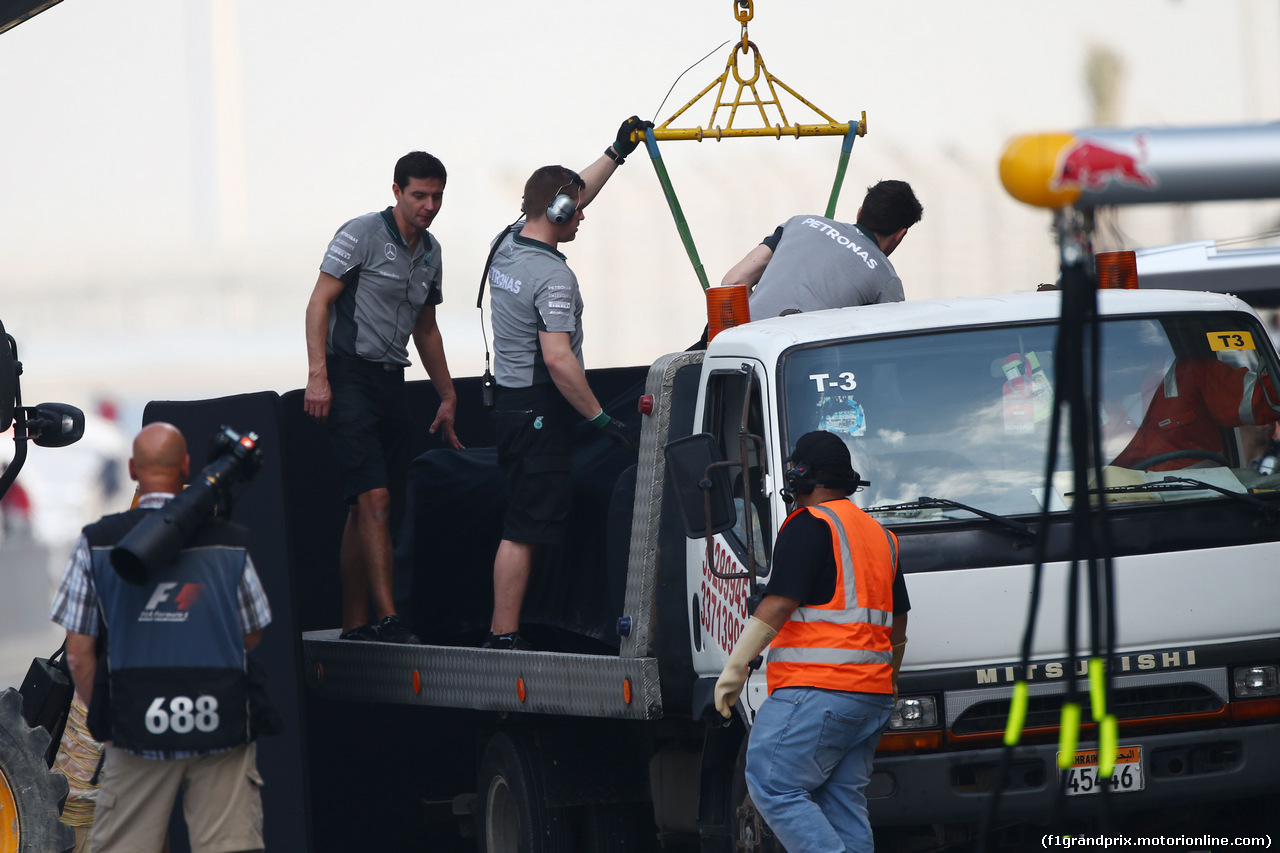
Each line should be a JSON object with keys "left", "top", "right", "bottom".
{"left": 866, "top": 496, "right": 1036, "bottom": 540}
{"left": 1088, "top": 476, "right": 1279, "bottom": 521}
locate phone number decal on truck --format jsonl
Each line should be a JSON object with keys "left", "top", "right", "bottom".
{"left": 701, "top": 540, "right": 749, "bottom": 651}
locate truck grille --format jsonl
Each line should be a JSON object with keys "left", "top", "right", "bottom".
{"left": 951, "top": 683, "right": 1223, "bottom": 735}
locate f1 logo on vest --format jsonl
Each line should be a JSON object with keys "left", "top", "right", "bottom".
{"left": 138, "top": 582, "right": 206, "bottom": 623}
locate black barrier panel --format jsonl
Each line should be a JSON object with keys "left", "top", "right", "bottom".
{"left": 406, "top": 368, "right": 647, "bottom": 650}
{"left": 146, "top": 367, "right": 650, "bottom": 850}
{"left": 278, "top": 373, "right": 500, "bottom": 632}
{"left": 144, "top": 392, "right": 310, "bottom": 853}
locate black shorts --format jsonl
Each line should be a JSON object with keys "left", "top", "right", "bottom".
{"left": 325, "top": 354, "right": 411, "bottom": 508}
{"left": 492, "top": 385, "right": 575, "bottom": 545}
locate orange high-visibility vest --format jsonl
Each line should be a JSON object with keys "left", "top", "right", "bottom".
{"left": 767, "top": 499, "right": 899, "bottom": 695}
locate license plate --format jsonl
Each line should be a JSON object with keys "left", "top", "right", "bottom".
{"left": 1059, "top": 745, "right": 1144, "bottom": 795}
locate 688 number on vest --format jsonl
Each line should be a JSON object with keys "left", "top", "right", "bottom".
{"left": 145, "top": 695, "right": 221, "bottom": 735}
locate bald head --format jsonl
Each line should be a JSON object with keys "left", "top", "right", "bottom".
{"left": 129, "top": 422, "right": 190, "bottom": 494}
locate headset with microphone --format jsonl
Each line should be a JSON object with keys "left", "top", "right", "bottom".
{"left": 780, "top": 460, "right": 870, "bottom": 504}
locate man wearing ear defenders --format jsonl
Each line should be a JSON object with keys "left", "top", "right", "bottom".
{"left": 481, "top": 117, "right": 651, "bottom": 651}
{"left": 715, "top": 430, "right": 910, "bottom": 853}
{"left": 722, "top": 179, "right": 924, "bottom": 319}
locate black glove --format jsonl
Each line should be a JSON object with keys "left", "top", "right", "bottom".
{"left": 612, "top": 116, "right": 653, "bottom": 160}
{"left": 591, "top": 411, "right": 639, "bottom": 451}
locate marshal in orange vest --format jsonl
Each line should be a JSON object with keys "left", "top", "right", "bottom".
{"left": 767, "top": 499, "right": 899, "bottom": 695}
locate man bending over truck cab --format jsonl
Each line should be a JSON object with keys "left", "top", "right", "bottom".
{"left": 482, "top": 117, "right": 648, "bottom": 650}
{"left": 722, "top": 180, "right": 923, "bottom": 319}
{"left": 716, "top": 430, "right": 910, "bottom": 853}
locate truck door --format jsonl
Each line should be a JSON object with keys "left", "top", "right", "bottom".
{"left": 688, "top": 360, "right": 776, "bottom": 676}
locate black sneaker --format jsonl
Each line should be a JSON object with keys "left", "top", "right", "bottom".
{"left": 339, "top": 624, "right": 379, "bottom": 641}
{"left": 481, "top": 632, "right": 532, "bottom": 651}
{"left": 373, "top": 615, "right": 422, "bottom": 645}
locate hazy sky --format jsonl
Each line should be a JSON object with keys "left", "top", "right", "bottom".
{"left": 2, "top": 0, "right": 1278, "bottom": 409}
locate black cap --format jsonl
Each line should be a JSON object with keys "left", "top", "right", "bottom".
{"left": 788, "top": 432, "right": 870, "bottom": 496}
{"left": 789, "top": 431, "right": 854, "bottom": 476}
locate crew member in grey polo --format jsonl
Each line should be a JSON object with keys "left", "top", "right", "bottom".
{"left": 721, "top": 180, "right": 923, "bottom": 321}
{"left": 319, "top": 208, "right": 443, "bottom": 364}
{"left": 304, "top": 150, "right": 460, "bottom": 647}
{"left": 487, "top": 224, "right": 584, "bottom": 388}
{"left": 748, "top": 215, "right": 902, "bottom": 318}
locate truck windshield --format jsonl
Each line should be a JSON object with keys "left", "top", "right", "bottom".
{"left": 780, "top": 312, "right": 1280, "bottom": 523}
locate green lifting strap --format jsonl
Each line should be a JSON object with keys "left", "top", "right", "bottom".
{"left": 824, "top": 121, "right": 860, "bottom": 219}
{"left": 643, "top": 127, "right": 710, "bottom": 291}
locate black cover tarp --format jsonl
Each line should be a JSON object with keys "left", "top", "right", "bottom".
{"left": 405, "top": 377, "right": 645, "bottom": 651}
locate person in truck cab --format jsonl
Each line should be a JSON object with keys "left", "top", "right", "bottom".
{"left": 714, "top": 430, "right": 910, "bottom": 852}
{"left": 1109, "top": 354, "right": 1280, "bottom": 471}
{"left": 721, "top": 180, "right": 923, "bottom": 318}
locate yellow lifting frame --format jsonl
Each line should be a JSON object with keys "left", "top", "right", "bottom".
{"left": 650, "top": 0, "right": 866, "bottom": 142}
{"left": 634, "top": 2, "right": 868, "bottom": 290}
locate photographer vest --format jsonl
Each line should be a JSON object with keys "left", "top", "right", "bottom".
{"left": 85, "top": 508, "right": 252, "bottom": 753}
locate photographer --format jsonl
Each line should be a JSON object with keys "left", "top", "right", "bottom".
{"left": 48, "top": 422, "right": 272, "bottom": 853}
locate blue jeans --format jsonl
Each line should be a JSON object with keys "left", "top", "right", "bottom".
{"left": 745, "top": 687, "right": 894, "bottom": 853}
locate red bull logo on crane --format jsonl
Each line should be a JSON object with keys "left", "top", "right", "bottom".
{"left": 1000, "top": 123, "right": 1280, "bottom": 210}
{"left": 1000, "top": 131, "right": 1162, "bottom": 209}
{"left": 1052, "top": 135, "right": 1158, "bottom": 192}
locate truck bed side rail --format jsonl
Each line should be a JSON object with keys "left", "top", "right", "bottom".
{"left": 304, "top": 630, "right": 664, "bottom": 719}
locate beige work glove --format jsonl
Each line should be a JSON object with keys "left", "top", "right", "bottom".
{"left": 890, "top": 639, "right": 908, "bottom": 704}
{"left": 714, "top": 616, "right": 779, "bottom": 718}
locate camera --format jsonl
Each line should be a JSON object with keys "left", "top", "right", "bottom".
{"left": 110, "top": 425, "right": 264, "bottom": 585}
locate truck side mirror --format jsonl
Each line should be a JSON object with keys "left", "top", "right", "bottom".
{"left": 665, "top": 433, "right": 737, "bottom": 539}
{"left": 0, "top": 321, "right": 16, "bottom": 432}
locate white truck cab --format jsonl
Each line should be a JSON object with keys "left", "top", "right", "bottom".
{"left": 688, "top": 287, "right": 1280, "bottom": 837}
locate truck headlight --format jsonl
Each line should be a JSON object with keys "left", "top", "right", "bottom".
{"left": 1232, "top": 664, "right": 1280, "bottom": 698}
{"left": 888, "top": 696, "right": 939, "bottom": 730}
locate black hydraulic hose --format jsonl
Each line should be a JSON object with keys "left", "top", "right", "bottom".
{"left": 977, "top": 285, "right": 1073, "bottom": 851}
{"left": 977, "top": 369, "right": 1063, "bottom": 850}
{"left": 979, "top": 259, "right": 1120, "bottom": 849}
{"left": 1086, "top": 291, "right": 1118, "bottom": 830}
{"left": 1059, "top": 261, "right": 1101, "bottom": 825}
